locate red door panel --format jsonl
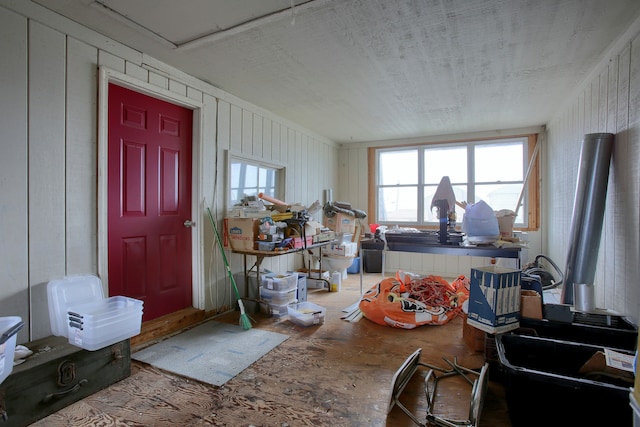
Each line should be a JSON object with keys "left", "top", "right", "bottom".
{"left": 108, "top": 83, "right": 193, "bottom": 321}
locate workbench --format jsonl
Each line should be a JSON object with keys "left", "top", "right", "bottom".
{"left": 231, "top": 241, "right": 334, "bottom": 295}
{"left": 382, "top": 233, "right": 523, "bottom": 276}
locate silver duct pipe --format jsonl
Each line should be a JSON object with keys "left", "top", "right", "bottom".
{"left": 561, "top": 133, "right": 614, "bottom": 307}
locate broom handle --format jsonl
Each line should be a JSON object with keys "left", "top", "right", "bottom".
{"left": 206, "top": 207, "right": 242, "bottom": 301}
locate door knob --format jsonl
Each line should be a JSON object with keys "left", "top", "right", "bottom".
{"left": 183, "top": 220, "right": 196, "bottom": 228}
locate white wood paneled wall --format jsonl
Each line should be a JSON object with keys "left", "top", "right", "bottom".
{"left": 546, "top": 19, "right": 640, "bottom": 324}
{"left": 0, "top": 2, "right": 337, "bottom": 341}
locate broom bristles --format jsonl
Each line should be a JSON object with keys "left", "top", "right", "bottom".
{"left": 237, "top": 299, "right": 252, "bottom": 330}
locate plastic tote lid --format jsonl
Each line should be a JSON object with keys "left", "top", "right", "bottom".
{"left": 47, "top": 275, "right": 105, "bottom": 337}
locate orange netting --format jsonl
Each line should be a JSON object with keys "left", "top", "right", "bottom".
{"left": 358, "top": 273, "right": 469, "bottom": 329}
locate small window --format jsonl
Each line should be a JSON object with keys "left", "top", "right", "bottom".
{"left": 227, "top": 152, "right": 285, "bottom": 209}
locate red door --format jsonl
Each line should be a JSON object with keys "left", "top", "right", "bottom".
{"left": 108, "top": 83, "right": 193, "bottom": 321}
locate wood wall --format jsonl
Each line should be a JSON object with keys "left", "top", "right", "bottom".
{"left": 546, "top": 16, "right": 640, "bottom": 324}
{"left": 0, "top": 2, "right": 337, "bottom": 342}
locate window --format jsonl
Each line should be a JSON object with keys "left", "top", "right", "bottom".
{"left": 373, "top": 135, "right": 538, "bottom": 228}
{"left": 227, "top": 152, "right": 285, "bottom": 209}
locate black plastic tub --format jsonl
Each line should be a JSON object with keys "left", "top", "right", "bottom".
{"left": 518, "top": 314, "right": 638, "bottom": 351}
{"left": 496, "top": 334, "right": 633, "bottom": 427}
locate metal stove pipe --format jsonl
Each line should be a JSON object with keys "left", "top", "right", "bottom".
{"left": 561, "top": 133, "right": 614, "bottom": 307}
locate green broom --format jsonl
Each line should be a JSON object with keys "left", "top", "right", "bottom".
{"left": 206, "top": 206, "right": 252, "bottom": 330}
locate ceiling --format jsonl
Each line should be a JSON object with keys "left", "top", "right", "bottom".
{"left": 34, "top": 0, "right": 640, "bottom": 144}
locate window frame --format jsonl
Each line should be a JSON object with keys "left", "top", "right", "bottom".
{"left": 368, "top": 134, "right": 540, "bottom": 231}
{"left": 225, "top": 150, "right": 286, "bottom": 211}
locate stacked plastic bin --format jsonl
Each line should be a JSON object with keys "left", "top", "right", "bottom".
{"left": 47, "top": 275, "right": 143, "bottom": 351}
{"left": 259, "top": 272, "right": 298, "bottom": 317}
{"left": 0, "top": 317, "right": 23, "bottom": 384}
{"left": 67, "top": 295, "right": 144, "bottom": 351}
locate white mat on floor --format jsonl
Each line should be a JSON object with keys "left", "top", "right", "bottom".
{"left": 132, "top": 320, "right": 288, "bottom": 386}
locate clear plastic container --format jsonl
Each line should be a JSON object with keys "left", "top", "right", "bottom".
{"left": 261, "top": 272, "right": 298, "bottom": 291}
{"left": 66, "top": 296, "right": 143, "bottom": 350}
{"left": 67, "top": 296, "right": 143, "bottom": 351}
{"left": 47, "top": 275, "right": 104, "bottom": 337}
{"left": 287, "top": 302, "right": 326, "bottom": 326}
{"left": 0, "top": 316, "right": 23, "bottom": 384}
{"left": 259, "top": 286, "right": 297, "bottom": 305}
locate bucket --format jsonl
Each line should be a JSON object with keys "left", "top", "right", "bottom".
{"left": 495, "top": 209, "right": 516, "bottom": 238}
{"left": 330, "top": 271, "right": 341, "bottom": 292}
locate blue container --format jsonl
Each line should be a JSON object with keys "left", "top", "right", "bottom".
{"left": 347, "top": 257, "right": 360, "bottom": 274}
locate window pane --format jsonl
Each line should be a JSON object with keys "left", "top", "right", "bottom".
{"left": 378, "top": 186, "right": 418, "bottom": 222}
{"left": 379, "top": 150, "right": 418, "bottom": 185}
{"left": 244, "top": 164, "right": 259, "bottom": 187}
{"left": 229, "top": 157, "right": 283, "bottom": 209}
{"left": 424, "top": 185, "right": 467, "bottom": 221}
{"left": 475, "top": 183, "right": 523, "bottom": 219}
{"left": 424, "top": 146, "right": 467, "bottom": 183}
{"left": 475, "top": 142, "right": 523, "bottom": 182}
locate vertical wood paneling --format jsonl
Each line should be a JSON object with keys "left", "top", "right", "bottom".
{"left": 66, "top": 37, "right": 98, "bottom": 275}
{"left": 287, "top": 129, "right": 295, "bottom": 201}
{"left": 279, "top": 124, "right": 288, "bottom": 165}
{"left": 230, "top": 105, "right": 242, "bottom": 153}
{"left": 625, "top": 33, "right": 640, "bottom": 323}
{"left": 615, "top": 44, "right": 631, "bottom": 313}
{"left": 262, "top": 117, "right": 272, "bottom": 162}
{"left": 594, "top": 72, "right": 607, "bottom": 300}
{"left": 242, "top": 109, "right": 252, "bottom": 155}
{"left": 1, "top": 4, "right": 343, "bottom": 338}
{"left": 271, "top": 121, "right": 280, "bottom": 161}
{"left": 252, "top": 113, "right": 263, "bottom": 158}
{"left": 209, "top": 98, "right": 232, "bottom": 310}
{"left": 357, "top": 147, "right": 367, "bottom": 213}
{"left": 0, "top": 7, "right": 28, "bottom": 341}
{"left": 547, "top": 31, "right": 640, "bottom": 323}
{"left": 296, "top": 132, "right": 304, "bottom": 203}
{"left": 28, "top": 21, "right": 66, "bottom": 338}
{"left": 603, "top": 58, "right": 619, "bottom": 307}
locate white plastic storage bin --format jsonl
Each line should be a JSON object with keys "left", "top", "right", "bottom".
{"left": 47, "top": 275, "right": 143, "bottom": 351}
{"left": 261, "top": 272, "right": 298, "bottom": 291}
{"left": 259, "top": 286, "right": 297, "bottom": 305}
{"left": 67, "top": 296, "right": 143, "bottom": 351}
{"left": 268, "top": 300, "right": 296, "bottom": 318}
{"left": 0, "top": 317, "right": 23, "bottom": 384}
{"left": 287, "top": 302, "right": 326, "bottom": 326}
{"left": 48, "top": 275, "right": 105, "bottom": 337}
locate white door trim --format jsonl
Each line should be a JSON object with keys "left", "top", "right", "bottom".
{"left": 97, "top": 66, "right": 206, "bottom": 310}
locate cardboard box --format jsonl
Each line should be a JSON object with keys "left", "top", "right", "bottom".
{"left": 325, "top": 213, "right": 356, "bottom": 233}
{"left": 224, "top": 217, "right": 258, "bottom": 250}
{"left": 293, "top": 236, "right": 313, "bottom": 248}
{"left": 467, "top": 265, "right": 521, "bottom": 334}
{"left": 461, "top": 312, "right": 486, "bottom": 352}
{"left": 520, "top": 289, "right": 543, "bottom": 319}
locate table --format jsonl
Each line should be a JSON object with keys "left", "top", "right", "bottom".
{"left": 231, "top": 241, "right": 334, "bottom": 295}
{"left": 383, "top": 241, "right": 523, "bottom": 276}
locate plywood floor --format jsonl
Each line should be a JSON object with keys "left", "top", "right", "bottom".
{"left": 31, "top": 272, "right": 512, "bottom": 427}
